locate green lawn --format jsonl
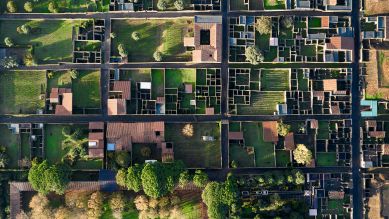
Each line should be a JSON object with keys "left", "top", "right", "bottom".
{"left": 229, "top": 144, "right": 255, "bottom": 167}
{"left": 260, "top": 69, "right": 290, "bottom": 91}
{"left": 48, "top": 70, "right": 72, "bottom": 91}
{"left": 44, "top": 125, "right": 69, "bottom": 164}
{"left": 72, "top": 70, "right": 101, "bottom": 108}
{"left": 0, "top": 0, "right": 109, "bottom": 13}
{"left": 165, "top": 123, "right": 221, "bottom": 168}
{"left": 308, "top": 17, "right": 322, "bottom": 28}
{"left": 317, "top": 121, "right": 330, "bottom": 139}
{"left": 151, "top": 69, "right": 165, "bottom": 99}
{"left": 317, "top": 152, "right": 337, "bottom": 166}
{"left": 165, "top": 69, "right": 196, "bottom": 88}
{"left": 264, "top": 0, "right": 286, "bottom": 10}
{"left": 111, "top": 19, "right": 192, "bottom": 62}
{"left": 229, "top": 122, "right": 241, "bottom": 132}
{"left": 0, "top": 125, "right": 20, "bottom": 168}
{"left": 301, "top": 45, "right": 317, "bottom": 57}
{"left": 276, "top": 150, "right": 290, "bottom": 167}
{"left": 298, "top": 70, "right": 309, "bottom": 91}
{"left": 238, "top": 92, "right": 285, "bottom": 115}
{"left": 0, "top": 20, "right": 81, "bottom": 64}
{"left": 0, "top": 71, "right": 46, "bottom": 114}
{"left": 242, "top": 122, "right": 275, "bottom": 167}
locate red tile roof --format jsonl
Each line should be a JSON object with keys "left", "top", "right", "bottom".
{"left": 284, "top": 133, "right": 295, "bottom": 150}
{"left": 321, "top": 16, "right": 330, "bottom": 28}
{"left": 262, "top": 121, "right": 279, "bottom": 143}
{"left": 113, "top": 81, "right": 131, "bottom": 100}
{"left": 326, "top": 37, "right": 354, "bottom": 50}
{"left": 108, "top": 99, "right": 126, "bottom": 115}
{"left": 323, "top": 79, "right": 338, "bottom": 91}
{"left": 89, "top": 122, "right": 104, "bottom": 130}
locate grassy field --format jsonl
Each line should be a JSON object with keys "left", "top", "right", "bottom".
{"left": 260, "top": 69, "right": 290, "bottom": 91}
{"left": 0, "top": 0, "right": 109, "bottom": 13}
{"left": 72, "top": 70, "right": 101, "bottom": 108}
{"left": 44, "top": 125, "right": 70, "bottom": 164}
{"left": 0, "top": 20, "right": 81, "bottom": 64}
{"left": 0, "top": 125, "right": 19, "bottom": 168}
{"left": 111, "top": 19, "right": 192, "bottom": 62}
{"left": 242, "top": 122, "right": 275, "bottom": 167}
{"left": 165, "top": 123, "right": 221, "bottom": 168}
{"left": 316, "top": 152, "right": 337, "bottom": 166}
{"left": 229, "top": 144, "right": 255, "bottom": 167}
{"left": 238, "top": 91, "right": 285, "bottom": 115}
{"left": 276, "top": 150, "right": 290, "bottom": 167}
{"left": 0, "top": 71, "right": 46, "bottom": 114}
{"left": 165, "top": 69, "right": 196, "bottom": 88}
{"left": 151, "top": 69, "right": 165, "bottom": 99}
{"left": 47, "top": 70, "right": 72, "bottom": 91}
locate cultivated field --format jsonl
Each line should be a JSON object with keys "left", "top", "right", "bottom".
{"left": 237, "top": 91, "right": 285, "bottom": 115}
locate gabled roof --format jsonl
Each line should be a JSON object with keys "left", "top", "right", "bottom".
{"left": 284, "top": 133, "right": 295, "bottom": 150}
{"left": 113, "top": 81, "right": 131, "bottom": 100}
{"left": 326, "top": 37, "right": 354, "bottom": 50}
{"left": 89, "top": 122, "right": 104, "bottom": 130}
{"left": 262, "top": 121, "right": 279, "bottom": 143}
{"left": 108, "top": 99, "right": 126, "bottom": 115}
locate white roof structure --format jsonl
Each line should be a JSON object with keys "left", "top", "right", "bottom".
{"left": 140, "top": 82, "right": 151, "bottom": 90}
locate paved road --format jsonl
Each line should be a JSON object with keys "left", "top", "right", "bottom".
{"left": 351, "top": 0, "right": 363, "bottom": 218}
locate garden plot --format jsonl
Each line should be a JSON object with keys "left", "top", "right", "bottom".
{"left": 0, "top": 20, "right": 82, "bottom": 64}
{"left": 0, "top": 70, "right": 46, "bottom": 114}
{"left": 111, "top": 19, "right": 193, "bottom": 62}
{"left": 165, "top": 123, "right": 221, "bottom": 168}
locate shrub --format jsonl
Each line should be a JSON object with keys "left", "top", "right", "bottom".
{"left": 24, "top": 1, "right": 33, "bottom": 12}
{"left": 281, "top": 16, "right": 294, "bottom": 28}
{"left": 115, "top": 151, "right": 131, "bottom": 168}
{"left": 17, "top": 24, "right": 31, "bottom": 35}
{"left": 293, "top": 144, "right": 312, "bottom": 166}
{"left": 140, "top": 146, "right": 151, "bottom": 157}
{"left": 131, "top": 31, "right": 140, "bottom": 41}
{"left": 174, "top": 0, "right": 185, "bottom": 10}
{"left": 277, "top": 121, "right": 291, "bottom": 137}
{"left": 182, "top": 124, "right": 193, "bottom": 137}
{"left": 24, "top": 53, "right": 37, "bottom": 66}
{"left": 4, "top": 37, "right": 14, "bottom": 47}
{"left": 0, "top": 56, "right": 18, "bottom": 69}
{"left": 48, "top": 1, "right": 59, "bottom": 13}
{"left": 118, "top": 44, "right": 128, "bottom": 57}
{"left": 193, "top": 170, "right": 208, "bottom": 188}
{"left": 7, "top": 1, "right": 17, "bottom": 13}
{"left": 110, "top": 32, "right": 116, "bottom": 39}
{"left": 153, "top": 51, "right": 162, "bottom": 62}
{"left": 157, "top": 0, "right": 167, "bottom": 10}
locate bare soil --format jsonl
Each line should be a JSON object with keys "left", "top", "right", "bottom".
{"left": 365, "top": 0, "right": 389, "bottom": 15}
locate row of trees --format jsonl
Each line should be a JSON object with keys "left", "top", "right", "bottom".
{"left": 7, "top": 1, "right": 59, "bottom": 13}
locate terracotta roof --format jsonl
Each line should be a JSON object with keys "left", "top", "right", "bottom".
{"left": 229, "top": 132, "right": 244, "bottom": 140}
{"left": 89, "top": 122, "right": 104, "bottom": 130}
{"left": 55, "top": 92, "right": 73, "bottom": 115}
{"left": 262, "top": 121, "right": 279, "bottom": 143}
{"left": 331, "top": 105, "right": 340, "bottom": 114}
{"left": 383, "top": 145, "right": 389, "bottom": 155}
{"left": 321, "top": 16, "right": 330, "bottom": 28}
{"left": 106, "top": 122, "right": 165, "bottom": 151}
{"left": 284, "top": 133, "right": 295, "bottom": 150}
{"left": 192, "top": 19, "right": 222, "bottom": 62}
{"left": 309, "top": 119, "right": 319, "bottom": 129}
{"left": 326, "top": 37, "right": 354, "bottom": 50}
{"left": 205, "top": 107, "right": 214, "bottom": 115}
{"left": 108, "top": 99, "right": 126, "bottom": 115}
{"left": 323, "top": 79, "right": 338, "bottom": 91}
{"left": 327, "top": 0, "right": 338, "bottom": 5}
{"left": 369, "top": 131, "right": 386, "bottom": 138}
{"left": 313, "top": 91, "right": 325, "bottom": 97}
{"left": 328, "top": 191, "right": 345, "bottom": 200}
{"left": 185, "top": 84, "right": 193, "bottom": 93}
{"left": 113, "top": 81, "right": 131, "bottom": 100}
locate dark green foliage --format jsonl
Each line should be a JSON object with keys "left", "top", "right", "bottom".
{"left": 193, "top": 169, "right": 208, "bottom": 188}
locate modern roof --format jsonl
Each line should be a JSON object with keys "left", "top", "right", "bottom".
{"left": 108, "top": 99, "right": 126, "bottom": 115}
{"left": 262, "top": 121, "right": 279, "bottom": 143}
{"left": 369, "top": 131, "right": 386, "bottom": 138}
{"left": 205, "top": 107, "right": 214, "bottom": 115}
{"left": 321, "top": 16, "right": 330, "bottom": 28}
{"left": 284, "top": 133, "right": 295, "bottom": 150}
{"left": 323, "top": 79, "right": 338, "bottom": 91}
{"left": 113, "top": 81, "right": 131, "bottom": 100}
{"left": 89, "top": 122, "right": 104, "bottom": 130}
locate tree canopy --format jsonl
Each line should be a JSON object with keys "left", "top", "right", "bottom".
{"left": 255, "top": 17, "right": 272, "bottom": 35}
{"left": 28, "top": 160, "right": 70, "bottom": 195}
{"left": 277, "top": 121, "right": 291, "bottom": 137}
{"left": 293, "top": 144, "right": 313, "bottom": 166}
{"left": 245, "top": 46, "right": 264, "bottom": 65}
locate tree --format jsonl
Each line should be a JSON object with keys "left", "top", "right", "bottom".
{"left": 134, "top": 195, "right": 149, "bottom": 211}
{"left": 131, "top": 31, "right": 140, "bottom": 41}
{"left": 193, "top": 170, "right": 208, "bottom": 188}
{"left": 255, "top": 17, "right": 272, "bottom": 35}
{"left": 7, "top": 1, "right": 17, "bottom": 13}
{"left": 115, "top": 151, "right": 131, "bottom": 168}
{"left": 141, "top": 162, "right": 167, "bottom": 198}
{"left": 293, "top": 144, "right": 312, "bottom": 166}
{"left": 277, "top": 121, "right": 291, "bottom": 137}
{"left": 4, "top": 37, "right": 14, "bottom": 47}
{"left": 48, "top": 1, "right": 59, "bottom": 13}
{"left": 126, "top": 163, "right": 143, "bottom": 192}
{"left": 118, "top": 44, "right": 128, "bottom": 57}
{"left": 68, "top": 69, "right": 78, "bottom": 79}
{"left": 24, "top": 53, "right": 37, "bottom": 66}
{"left": 0, "top": 56, "right": 18, "bottom": 69}
{"left": 24, "top": 1, "right": 33, "bottom": 12}
{"left": 140, "top": 146, "right": 151, "bottom": 157}
{"left": 182, "top": 123, "right": 194, "bottom": 137}
{"left": 174, "top": 0, "right": 185, "bottom": 10}
{"left": 202, "top": 182, "right": 228, "bottom": 219}
{"left": 0, "top": 153, "right": 9, "bottom": 168}
{"left": 54, "top": 207, "right": 71, "bottom": 219}
{"left": 110, "top": 192, "right": 126, "bottom": 216}
{"left": 292, "top": 169, "right": 305, "bottom": 185}
{"left": 29, "top": 194, "right": 53, "bottom": 219}
{"left": 230, "top": 160, "right": 238, "bottom": 168}
{"left": 153, "top": 51, "right": 162, "bottom": 62}
{"left": 28, "top": 160, "right": 70, "bottom": 195}
{"left": 157, "top": 0, "right": 167, "bottom": 10}
{"left": 17, "top": 24, "right": 31, "bottom": 35}
{"left": 245, "top": 46, "right": 263, "bottom": 65}
{"left": 281, "top": 16, "right": 294, "bottom": 28}
{"left": 87, "top": 192, "right": 104, "bottom": 218}
{"left": 110, "top": 32, "right": 116, "bottom": 39}
{"left": 116, "top": 168, "right": 127, "bottom": 188}
{"left": 178, "top": 170, "right": 191, "bottom": 188}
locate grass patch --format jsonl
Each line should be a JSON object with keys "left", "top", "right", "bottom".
{"left": 229, "top": 144, "right": 255, "bottom": 167}
{"left": 264, "top": 0, "right": 286, "bottom": 10}
{"left": 238, "top": 92, "right": 285, "bottom": 115}
{"left": 317, "top": 121, "right": 330, "bottom": 139}
{"left": 301, "top": 45, "right": 317, "bottom": 57}
{"left": 308, "top": 17, "right": 321, "bottom": 28}
{"left": 111, "top": 19, "right": 192, "bottom": 62}
{"left": 0, "top": 20, "right": 81, "bottom": 64}
{"left": 151, "top": 69, "right": 165, "bottom": 99}
{"left": 0, "top": 70, "right": 46, "bottom": 114}
{"left": 260, "top": 69, "right": 290, "bottom": 91}
{"left": 242, "top": 122, "right": 275, "bottom": 167}
{"left": 316, "top": 152, "right": 337, "bottom": 166}
{"left": 229, "top": 122, "right": 241, "bottom": 132}
{"left": 72, "top": 70, "right": 101, "bottom": 108}
{"left": 47, "top": 71, "right": 72, "bottom": 91}
{"left": 165, "top": 123, "right": 221, "bottom": 168}
{"left": 0, "top": 125, "right": 19, "bottom": 168}
{"left": 276, "top": 150, "right": 290, "bottom": 167}
{"left": 298, "top": 70, "right": 309, "bottom": 91}
{"left": 165, "top": 69, "right": 196, "bottom": 88}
